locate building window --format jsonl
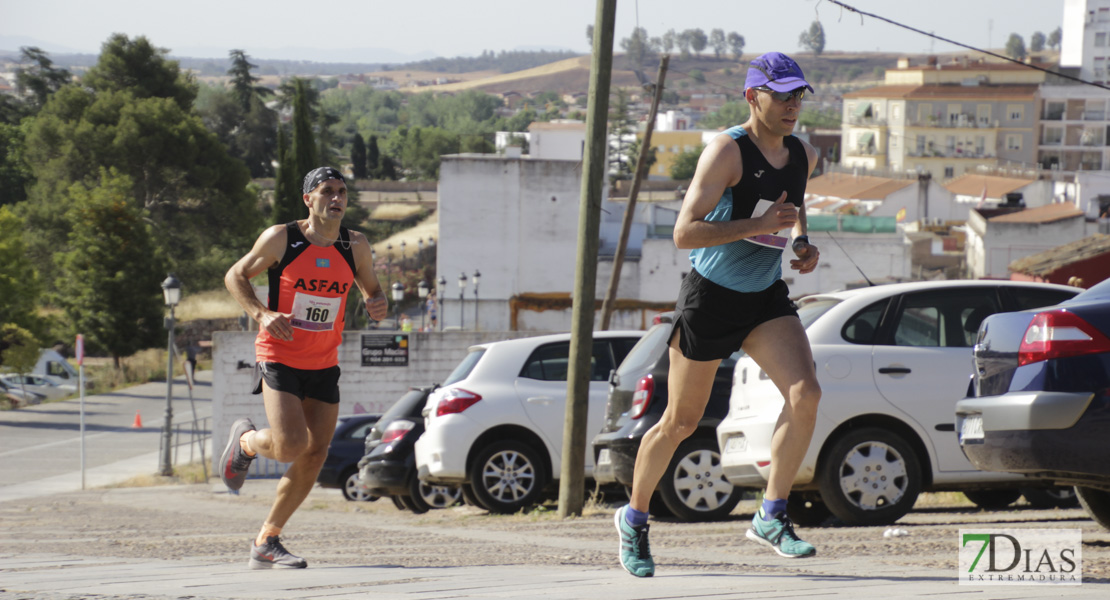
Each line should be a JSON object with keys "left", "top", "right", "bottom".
{"left": 1044, "top": 101, "right": 1066, "bottom": 120}
{"left": 944, "top": 166, "right": 955, "bottom": 178}
{"left": 892, "top": 104, "right": 901, "bottom": 120}
{"left": 1008, "top": 105, "right": 1024, "bottom": 121}
{"left": 977, "top": 104, "right": 992, "bottom": 126}
{"left": 918, "top": 103, "right": 933, "bottom": 123}
{"left": 1098, "top": 32, "right": 1109, "bottom": 47}
{"left": 1043, "top": 127, "right": 1063, "bottom": 145}
{"left": 1006, "top": 134, "right": 1023, "bottom": 150}
{"left": 1100, "top": 7, "right": 1110, "bottom": 22}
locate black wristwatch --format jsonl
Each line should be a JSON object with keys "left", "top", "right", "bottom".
{"left": 793, "top": 235, "right": 809, "bottom": 247}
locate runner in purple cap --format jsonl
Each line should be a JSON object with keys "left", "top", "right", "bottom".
{"left": 615, "top": 52, "right": 821, "bottom": 577}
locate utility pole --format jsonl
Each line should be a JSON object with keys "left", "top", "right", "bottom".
{"left": 600, "top": 54, "right": 669, "bottom": 330}
{"left": 558, "top": 0, "right": 615, "bottom": 519}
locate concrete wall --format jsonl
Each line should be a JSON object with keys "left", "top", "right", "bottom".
{"left": 210, "top": 329, "right": 543, "bottom": 476}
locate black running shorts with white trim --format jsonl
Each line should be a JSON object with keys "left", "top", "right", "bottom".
{"left": 252, "top": 361, "right": 341, "bottom": 404}
{"left": 671, "top": 269, "right": 799, "bottom": 361}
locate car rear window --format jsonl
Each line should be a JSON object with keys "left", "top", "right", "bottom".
{"left": 616, "top": 324, "right": 671, "bottom": 379}
{"left": 1009, "top": 287, "right": 1079, "bottom": 311}
{"left": 442, "top": 349, "right": 485, "bottom": 386}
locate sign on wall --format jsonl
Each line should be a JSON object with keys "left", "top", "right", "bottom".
{"left": 361, "top": 334, "right": 409, "bottom": 367}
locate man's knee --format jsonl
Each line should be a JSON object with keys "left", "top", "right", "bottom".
{"left": 789, "top": 379, "right": 821, "bottom": 419}
{"left": 659, "top": 412, "right": 700, "bottom": 441}
{"left": 269, "top": 431, "right": 309, "bottom": 463}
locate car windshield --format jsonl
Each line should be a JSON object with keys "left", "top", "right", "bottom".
{"left": 1071, "top": 278, "right": 1110, "bottom": 303}
{"left": 615, "top": 324, "right": 670, "bottom": 378}
{"left": 442, "top": 349, "right": 485, "bottom": 386}
{"left": 797, "top": 298, "right": 841, "bottom": 329}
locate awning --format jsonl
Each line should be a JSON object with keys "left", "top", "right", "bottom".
{"left": 858, "top": 132, "right": 874, "bottom": 147}
{"left": 854, "top": 102, "right": 873, "bottom": 118}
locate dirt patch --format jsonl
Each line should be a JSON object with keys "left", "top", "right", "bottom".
{"left": 1, "top": 482, "right": 1105, "bottom": 582}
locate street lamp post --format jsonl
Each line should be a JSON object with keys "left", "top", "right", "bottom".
{"left": 391, "top": 281, "right": 404, "bottom": 330}
{"left": 400, "top": 240, "right": 407, "bottom": 269}
{"left": 437, "top": 275, "right": 446, "bottom": 331}
{"left": 418, "top": 280, "right": 430, "bottom": 330}
{"left": 159, "top": 274, "right": 182, "bottom": 477}
{"left": 458, "top": 272, "right": 468, "bottom": 330}
{"left": 473, "top": 269, "right": 481, "bottom": 331}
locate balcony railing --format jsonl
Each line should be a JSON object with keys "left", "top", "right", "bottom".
{"left": 906, "top": 118, "right": 997, "bottom": 129}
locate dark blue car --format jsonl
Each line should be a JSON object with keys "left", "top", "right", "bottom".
{"left": 957, "top": 277, "right": 1110, "bottom": 530}
{"left": 317, "top": 414, "right": 381, "bottom": 501}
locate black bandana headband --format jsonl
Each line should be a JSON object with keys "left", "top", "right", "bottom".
{"left": 302, "top": 167, "right": 345, "bottom": 195}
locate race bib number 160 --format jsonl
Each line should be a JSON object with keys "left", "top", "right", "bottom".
{"left": 289, "top": 293, "right": 341, "bottom": 331}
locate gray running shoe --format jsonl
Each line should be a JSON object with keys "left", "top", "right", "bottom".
{"left": 249, "top": 536, "right": 307, "bottom": 569}
{"left": 219, "top": 418, "right": 256, "bottom": 491}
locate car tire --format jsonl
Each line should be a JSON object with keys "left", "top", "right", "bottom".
{"left": 1021, "top": 486, "right": 1080, "bottom": 509}
{"left": 817, "top": 427, "right": 922, "bottom": 526}
{"left": 341, "top": 468, "right": 377, "bottom": 502}
{"left": 658, "top": 436, "right": 743, "bottom": 522}
{"left": 469, "top": 440, "right": 546, "bottom": 514}
{"left": 963, "top": 489, "right": 1021, "bottom": 510}
{"left": 403, "top": 476, "right": 433, "bottom": 514}
{"left": 1076, "top": 486, "right": 1110, "bottom": 531}
{"left": 390, "top": 495, "right": 407, "bottom": 511}
{"left": 786, "top": 493, "right": 833, "bottom": 527}
{"left": 460, "top": 483, "right": 481, "bottom": 507}
{"left": 405, "top": 476, "right": 462, "bottom": 513}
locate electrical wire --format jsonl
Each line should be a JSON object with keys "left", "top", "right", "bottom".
{"left": 825, "top": 0, "right": 1110, "bottom": 91}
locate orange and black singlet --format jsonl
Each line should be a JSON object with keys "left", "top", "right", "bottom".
{"left": 254, "top": 222, "right": 357, "bottom": 370}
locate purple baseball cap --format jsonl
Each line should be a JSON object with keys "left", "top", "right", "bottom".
{"left": 744, "top": 52, "right": 814, "bottom": 93}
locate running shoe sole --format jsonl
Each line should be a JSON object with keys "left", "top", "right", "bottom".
{"left": 745, "top": 527, "right": 816, "bottom": 558}
{"left": 219, "top": 418, "right": 255, "bottom": 491}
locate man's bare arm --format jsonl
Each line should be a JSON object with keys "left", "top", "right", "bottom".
{"left": 225, "top": 225, "right": 293, "bottom": 340}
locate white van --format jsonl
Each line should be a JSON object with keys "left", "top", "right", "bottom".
{"left": 33, "top": 349, "right": 83, "bottom": 388}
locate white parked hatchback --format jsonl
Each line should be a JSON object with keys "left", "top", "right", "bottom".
{"left": 716, "top": 280, "right": 1079, "bottom": 526}
{"left": 415, "top": 331, "right": 643, "bottom": 513}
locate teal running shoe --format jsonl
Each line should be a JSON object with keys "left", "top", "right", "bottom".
{"left": 746, "top": 507, "right": 816, "bottom": 558}
{"left": 614, "top": 505, "right": 654, "bottom": 577}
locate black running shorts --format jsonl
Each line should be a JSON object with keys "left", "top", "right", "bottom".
{"left": 671, "top": 269, "right": 799, "bottom": 361}
{"left": 252, "top": 361, "right": 341, "bottom": 404}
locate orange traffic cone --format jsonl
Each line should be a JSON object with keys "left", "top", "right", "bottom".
{"left": 132, "top": 410, "right": 142, "bottom": 428}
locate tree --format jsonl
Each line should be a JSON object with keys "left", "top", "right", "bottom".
{"left": 620, "top": 27, "right": 653, "bottom": 70}
{"left": 272, "top": 127, "right": 301, "bottom": 225}
{"left": 688, "top": 29, "right": 708, "bottom": 58}
{"left": 0, "top": 123, "right": 31, "bottom": 206}
{"left": 82, "top": 34, "right": 196, "bottom": 111}
{"left": 1048, "top": 27, "right": 1062, "bottom": 51}
{"left": 1030, "top": 31, "right": 1046, "bottom": 53}
{"left": 662, "top": 29, "right": 677, "bottom": 54}
{"left": 689, "top": 69, "right": 706, "bottom": 84}
{"left": 586, "top": 24, "right": 594, "bottom": 46}
{"left": 0, "top": 324, "right": 39, "bottom": 381}
{"left": 367, "top": 134, "right": 381, "bottom": 178}
{"left": 698, "top": 102, "right": 750, "bottom": 129}
{"left": 626, "top": 137, "right": 657, "bottom": 180}
{"left": 20, "top": 34, "right": 261, "bottom": 290}
{"left": 607, "top": 88, "right": 636, "bottom": 182}
{"left": 0, "top": 206, "right": 43, "bottom": 337}
{"left": 709, "top": 29, "right": 727, "bottom": 60}
{"left": 14, "top": 47, "right": 71, "bottom": 112}
{"left": 52, "top": 170, "right": 166, "bottom": 367}
{"left": 676, "top": 30, "right": 693, "bottom": 60}
{"left": 351, "top": 133, "right": 367, "bottom": 179}
{"left": 799, "top": 21, "right": 826, "bottom": 55}
{"left": 291, "top": 78, "right": 318, "bottom": 179}
{"left": 1005, "top": 33, "right": 1027, "bottom": 61}
{"left": 227, "top": 49, "right": 272, "bottom": 112}
{"left": 670, "top": 145, "right": 704, "bottom": 180}
{"left": 727, "top": 32, "right": 746, "bottom": 60}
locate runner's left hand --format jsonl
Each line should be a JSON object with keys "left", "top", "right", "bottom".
{"left": 365, "top": 294, "right": 389, "bottom": 321}
{"left": 789, "top": 243, "right": 819, "bottom": 274}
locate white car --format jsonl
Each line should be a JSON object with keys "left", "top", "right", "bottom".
{"left": 0, "top": 373, "right": 77, "bottom": 401}
{"left": 414, "top": 331, "right": 643, "bottom": 513}
{"left": 716, "top": 280, "right": 1080, "bottom": 526}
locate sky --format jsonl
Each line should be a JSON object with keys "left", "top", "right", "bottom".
{"left": 0, "top": 0, "right": 1067, "bottom": 64}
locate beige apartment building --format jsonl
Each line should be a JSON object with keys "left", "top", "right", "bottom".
{"left": 841, "top": 57, "right": 1046, "bottom": 179}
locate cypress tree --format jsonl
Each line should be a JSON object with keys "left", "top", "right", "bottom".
{"left": 291, "top": 78, "right": 318, "bottom": 179}
{"left": 351, "top": 133, "right": 367, "bottom": 180}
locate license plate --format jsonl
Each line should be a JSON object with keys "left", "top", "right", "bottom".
{"left": 724, "top": 435, "right": 748, "bottom": 454}
{"left": 597, "top": 449, "right": 611, "bottom": 465}
{"left": 960, "top": 415, "right": 984, "bottom": 444}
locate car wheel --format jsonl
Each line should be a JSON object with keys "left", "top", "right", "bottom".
{"left": 1021, "top": 486, "right": 1080, "bottom": 509}
{"left": 403, "top": 476, "right": 433, "bottom": 514}
{"left": 1076, "top": 487, "right": 1110, "bottom": 531}
{"left": 817, "top": 427, "right": 922, "bottom": 526}
{"left": 658, "top": 436, "right": 743, "bottom": 522}
{"left": 460, "top": 483, "right": 481, "bottom": 507}
{"left": 390, "top": 495, "right": 407, "bottom": 511}
{"left": 416, "top": 480, "right": 463, "bottom": 510}
{"left": 786, "top": 493, "right": 833, "bottom": 527}
{"left": 963, "top": 489, "right": 1022, "bottom": 510}
{"left": 341, "top": 468, "right": 377, "bottom": 502}
{"left": 469, "top": 440, "right": 546, "bottom": 514}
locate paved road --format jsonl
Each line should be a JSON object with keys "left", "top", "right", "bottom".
{"left": 0, "top": 371, "right": 212, "bottom": 502}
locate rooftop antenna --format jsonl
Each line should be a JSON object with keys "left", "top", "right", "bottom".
{"left": 825, "top": 231, "right": 875, "bottom": 286}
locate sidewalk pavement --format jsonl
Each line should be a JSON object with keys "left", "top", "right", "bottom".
{"left": 5, "top": 552, "right": 1103, "bottom": 600}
